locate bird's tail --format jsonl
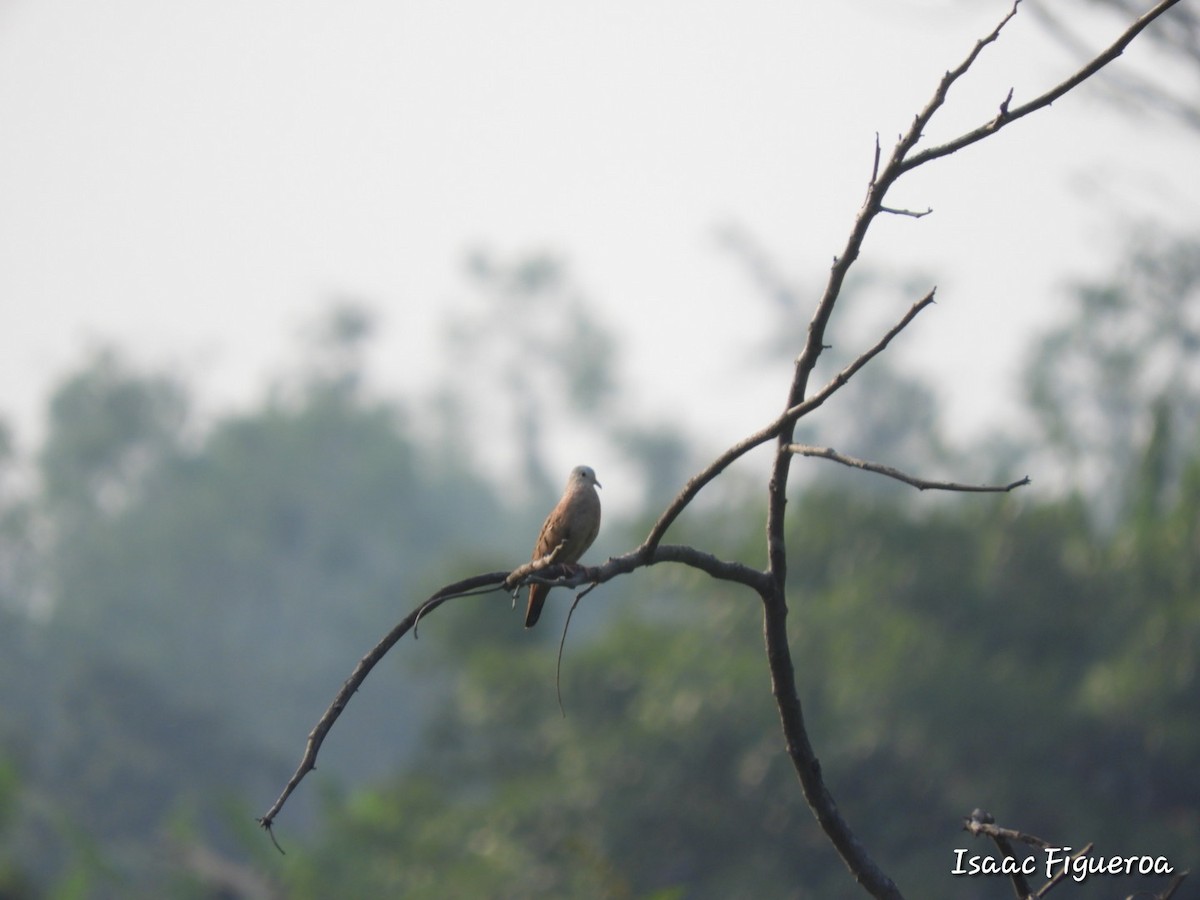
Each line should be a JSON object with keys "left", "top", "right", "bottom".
{"left": 524, "top": 583, "right": 548, "bottom": 628}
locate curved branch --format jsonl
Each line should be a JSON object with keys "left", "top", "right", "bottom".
{"left": 648, "top": 544, "right": 770, "bottom": 590}
{"left": 259, "top": 5, "right": 1180, "bottom": 895}
{"left": 760, "top": 574, "right": 903, "bottom": 899}
{"left": 259, "top": 545, "right": 766, "bottom": 840}
{"left": 786, "top": 444, "right": 1031, "bottom": 493}
{"left": 257, "top": 570, "right": 508, "bottom": 842}
{"left": 753, "top": 1, "right": 1103, "bottom": 894}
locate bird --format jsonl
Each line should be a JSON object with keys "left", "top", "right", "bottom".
{"left": 524, "top": 465, "right": 602, "bottom": 628}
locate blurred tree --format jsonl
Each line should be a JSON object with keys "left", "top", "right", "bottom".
{"left": 438, "top": 249, "right": 694, "bottom": 512}
{"left": 285, "top": 583, "right": 821, "bottom": 899}
{"left": 40, "top": 320, "right": 515, "bottom": 782}
{"left": 38, "top": 347, "right": 188, "bottom": 522}
{"left": 0, "top": 612, "right": 41, "bottom": 900}
{"left": 438, "top": 250, "right": 619, "bottom": 500}
{"left": 19, "top": 632, "right": 282, "bottom": 895}
{"left": 284, "top": 480, "right": 1197, "bottom": 899}
{"left": 9, "top": 305, "right": 530, "bottom": 893}
{"left": 1073, "top": 435, "right": 1200, "bottom": 834}
{"left": 1023, "top": 232, "right": 1200, "bottom": 520}
{"left": 0, "top": 418, "right": 36, "bottom": 616}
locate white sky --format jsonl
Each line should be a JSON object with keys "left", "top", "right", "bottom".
{"left": 1, "top": 0, "right": 1197, "bottom": 486}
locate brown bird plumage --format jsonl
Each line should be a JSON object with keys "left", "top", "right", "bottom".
{"left": 524, "top": 465, "right": 602, "bottom": 628}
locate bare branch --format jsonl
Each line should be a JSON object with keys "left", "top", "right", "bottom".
{"left": 775, "top": 1, "right": 1022, "bottom": 430}
{"left": 640, "top": 425, "right": 781, "bottom": 550}
{"left": 628, "top": 5, "right": 1178, "bottom": 894}
{"left": 964, "top": 810, "right": 1061, "bottom": 899}
{"left": 641, "top": 290, "right": 937, "bottom": 554}
{"left": 530, "top": 544, "right": 770, "bottom": 595}
{"left": 899, "top": 0, "right": 1186, "bottom": 172}
{"left": 555, "top": 590, "right": 593, "bottom": 718}
{"left": 879, "top": 205, "right": 933, "bottom": 219}
{"left": 640, "top": 544, "right": 770, "bottom": 588}
{"left": 908, "top": 0, "right": 1023, "bottom": 147}
{"left": 1028, "top": 1, "right": 1200, "bottom": 132}
{"left": 960, "top": 811, "right": 1186, "bottom": 899}
{"left": 555, "top": 596, "right": 579, "bottom": 717}
{"left": 755, "top": 291, "right": 937, "bottom": 900}
{"left": 787, "top": 444, "right": 1031, "bottom": 493}
{"left": 257, "top": 570, "right": 509, "bottom": 844}
{"left": 259, "top": 544, "right": 767, "bottom": 839}
{"left": 867, "top": 132, "right": 883, "bottom": 192}
{"left": 258, "top": 5, "right": 1184, "bottom": 895}
{"left": 784, "top": 290, "right": 937, "bottom": 423}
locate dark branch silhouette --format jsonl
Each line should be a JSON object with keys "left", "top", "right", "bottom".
{"left": 899, "top": 0, "right": 1187, "bottom": 173}
{"left": 258, "top": 544, "right": 766, "bottom": 843}
{"left": 259, "top": 3, "right": 1186, "bottom": 896}
{"left": 786, "top": 444, "right": 1031, "bottom": 493}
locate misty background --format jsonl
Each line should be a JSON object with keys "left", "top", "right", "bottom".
{"left": 1, "top": 1, "right": 1198, "bottom": 897}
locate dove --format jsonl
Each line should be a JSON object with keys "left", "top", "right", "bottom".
{"left": 524, "top": 465, "right": 602, "bottom": 628}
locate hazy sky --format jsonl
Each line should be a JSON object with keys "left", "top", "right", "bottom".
{"left": 1, "top": 0, "right": 1197, "bottom": 482}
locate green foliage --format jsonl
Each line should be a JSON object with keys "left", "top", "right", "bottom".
{"left": 286, "top": 591, "right": 817, "bottom": 899}
{"left": 1024, "top": 232, "right": 1200, "bottom": 519}
{"left": 3, "top": 332, "right": 519, "bottom": 893}
{"left": 40, "top": 344, "right": 514, "bottom": 787}
{"left": 4, "top": 238, "right": 1199, "bottom": 897}
{"left": 38, "top": 348, "right": 188, "bottom": 520}
{"left": 283, "top": 482, "right": 1197, "bottom": 899}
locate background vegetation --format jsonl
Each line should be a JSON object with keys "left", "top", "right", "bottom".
{"left": 3, "top": 4, "right": 1199, "bottom": 897}
{"left": 1, "top": 225, "right": 1198, "bottom": 899}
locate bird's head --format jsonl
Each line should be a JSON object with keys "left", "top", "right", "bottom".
{"left": 570, "top": 465, "right": 601, "bottom": 490}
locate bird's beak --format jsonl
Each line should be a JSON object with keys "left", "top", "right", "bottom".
{"left": 595, "top": 480, "right": 603, "bottom": 489}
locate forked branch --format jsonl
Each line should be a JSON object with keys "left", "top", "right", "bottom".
{"left": 758, "top": 2, "right": 1180, "bottom": 898}
{"left": 258, "top": 544, "right": 766, "bottom": 842}
{"left": 259, "top": 4, "right": 1180, "bottom": 897}
{"left": 900, "top": 0, "right": 1186, "bottom": 173}
{"left": 641, "top": 290, "right": 937, "bottom": 552}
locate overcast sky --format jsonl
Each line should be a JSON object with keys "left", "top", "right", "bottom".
{"left": 1, "top": 0, "right": 1197, "bottom": 485}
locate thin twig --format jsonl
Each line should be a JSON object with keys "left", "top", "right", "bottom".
{"left": 879, "top": 205, "right": 933, "bottom": 218}
{"left": 256, "top": 570, "right": 509, "bottom": 846}
{"left": 787, "top": 444, "right": 1030, "bottom": 493}
{"left": 964, "top": 809, "right": 1044, "bottom": 898}
{"left": 867, "top": 132, "right": 882, "bottom": 193}
{"left": 782, "top": 290, "right": 937, "bottom": 423}
{"left": 641, "top": 290, "right": 936, "bottom": 553}
{"left": 256, "top": 5, "right": 1182, "bottom": 890}
{"left": 1028, "top": 1, "right": 1200, "bottom": 132}
{"left": 963, "top": 810, "right": 1052, "bottom": 848}
{"left": 899, "top": 0, "right": 1186, "bottom": 173}
{"left": 259, "top": 545, "right": 764, "bottom": 839}
{"left": 556, "top": 592, "right": 586, "bottom": 718}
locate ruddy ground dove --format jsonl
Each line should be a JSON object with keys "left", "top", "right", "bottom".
{"left": 524, "top": 465, "right": 602, "bottom": 628}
